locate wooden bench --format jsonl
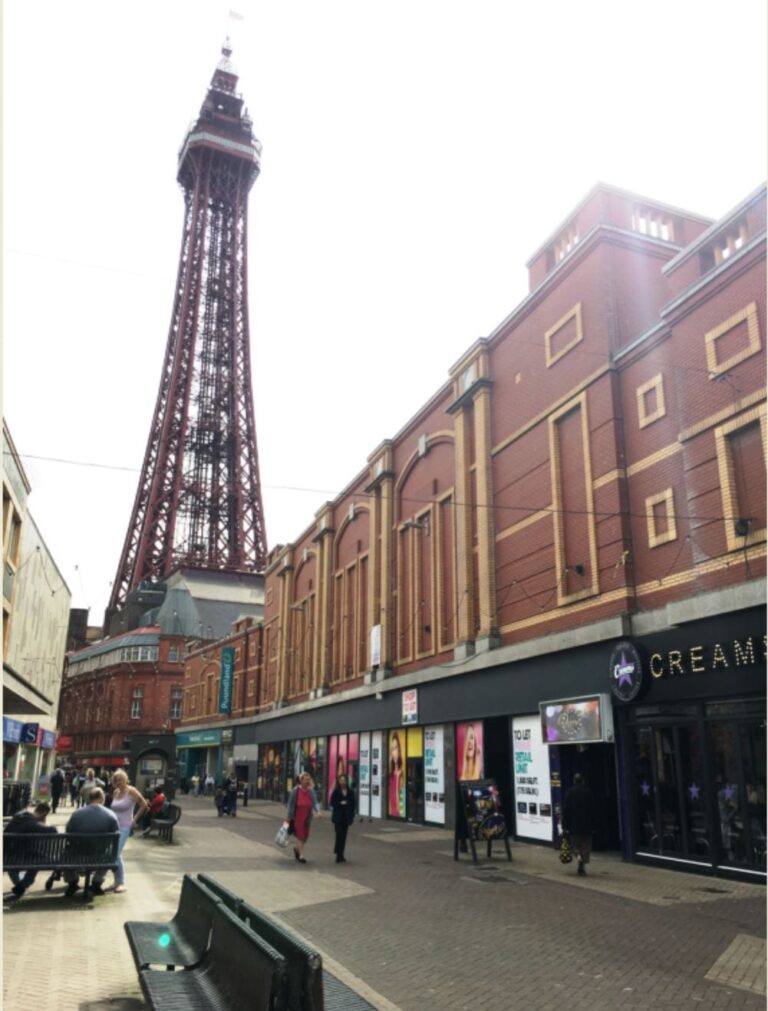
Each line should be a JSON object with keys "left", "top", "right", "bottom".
{"left": 199, "top": 873, "right": 376, "bottom": 1011}
{"left": 3, "top": 831, "right": 119, "bottom": 899}
{"left": 137, "top": 900, "right": 288, "bottom": 1011}
{"left": 144, "top": 802, "right": 182, "bottom": 843}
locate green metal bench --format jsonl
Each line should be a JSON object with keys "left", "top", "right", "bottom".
{"left": 3, "top": 831, "right": 119, "bottom": 900}
{"left": 125, "top": 874, "right": 221, "bottom": 971}
{"left": 138, "top": 900, "right": 288, "bottom": 1011}
{"left": 199, "top": 874, "right": 376, "bottom": 1011}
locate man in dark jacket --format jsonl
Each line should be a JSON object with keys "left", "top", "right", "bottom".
{"left": 561, "top": 773, "right": 596, "bottom": 876}
{"left": 4, "top": 802, "right": 58, "bottom": 897}
{"left": 50, "top": 766, "right": 65, "bottom": 813}
{"left": 63, "top": 787, "right": 118, "bottom": 896}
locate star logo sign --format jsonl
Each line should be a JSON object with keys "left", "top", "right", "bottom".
{"left": 724, "top": 785, "right": 735, "bottom": 802}
{"left": 640, "top": 781, "right": 651, "bottom": 797}
{"left": 616, "top": 652, "right": 634, "bottom": 688}
{"left": 688, "top": 783, "right": 700, "bottom": 800}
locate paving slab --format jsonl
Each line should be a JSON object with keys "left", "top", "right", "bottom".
{"left": 3, "top": 796, "right": 765, "bottom": 1011}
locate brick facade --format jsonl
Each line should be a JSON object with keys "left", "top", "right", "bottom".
{"left": 58, "top": 628, "right": 186, "bottom": 761}
{"left": 180, "top": 182, "right": 766, "bottom": 728}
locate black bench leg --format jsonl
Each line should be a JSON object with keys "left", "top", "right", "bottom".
{"left": 83, "top": 871, "right": 92, "bottom": 900}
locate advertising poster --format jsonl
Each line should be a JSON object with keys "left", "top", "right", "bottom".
{"left": 371, "top": 730, "right": 383, "bottom": 818}
{"left": 359, "top": 732, "right": 371, "bottom": 817}
{"left": 460, "top": 779, "right": 508, "bottom": 841}
{"left": 424, "top": 726, "right": 445, "bottom": 824}
{"left": 512, "top": 714, "right": 553, "bottom": 841}
{"left": 388, "top": 729, "right": 407, "bottom": 818}
{"left": 456, "top": 720, "right": 484, "bottom": 781}
{"left": 327, "top": 736, "right": 338, "bottom": 804}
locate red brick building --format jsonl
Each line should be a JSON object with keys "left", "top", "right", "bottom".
{"left": 58, "top": 626, "right": 186, "bottom": 793}
{"left": 180, "top": 182, "right": 766, "bottom": 879}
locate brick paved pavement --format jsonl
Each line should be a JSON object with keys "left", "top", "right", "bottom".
{"left": 3, "top": 795, "right": 765, "bottom": 1010}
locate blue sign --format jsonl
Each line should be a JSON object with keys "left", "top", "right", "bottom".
{"left": 41, "top": 730, "right": 57, "bottom": 750}
{"left": 3, "top": 717, "right": 23, "bottom": 744}
{"left": 21, "top": 722, "right": 39, "bottom": 744}
{"left": 219, "top": 647, "right": 235, "bottom": 714}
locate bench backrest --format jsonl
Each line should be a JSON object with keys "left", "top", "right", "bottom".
{"left": 172, "top": 874, "right": 222, "bottom": 957}
{"left": 206, "top": 902, "right": 288, "bottom": 1011}
{"left": 4, "top": 832, "right": 119, "bottom": 867}
{"left": 164, "top": 803, "right": 182, "bottom": 825}
{"left": 199, "top": 873, "right": 324, "bottom": 1011}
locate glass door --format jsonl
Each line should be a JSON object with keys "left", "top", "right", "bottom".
{"left": 709, "top": 721, "right": 767, "bottom": 871}
{"left": 631, "top": 724, "right": 710, "bottom": 862}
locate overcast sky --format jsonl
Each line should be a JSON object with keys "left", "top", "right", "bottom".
{"left": 3, "top": 1, "right": 766, "bottom": 625}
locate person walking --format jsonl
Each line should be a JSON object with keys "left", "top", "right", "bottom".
{"left": 69, "top": 771, "right": 81, "bottom": 807}
{"left": 562, "top": 773, "right": 596, "bottom": 877}
{"left": 4, "top": 802, "right": 58, "bottom": 898}
{"left": 109, "top": 770, "right": 148, "bottom": 893}
{"left": 222, "top": 772, "right": 238, "bottom": 817}
{"left": 329, "top": 773, "right": 356, "bottom": 863}
{"left": 62, "top": 787, "right": 118, "bottom": 897}
{"left": 79, "top": 768, "right": 104, "bottom": 808}
{"left": 49, "top": 767, "right": 65, "bottom": 813}
{"left": 287, "top": 772, "right": 320, "bottom": 864}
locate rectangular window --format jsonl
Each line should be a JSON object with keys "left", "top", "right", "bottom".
{"left": 170, "top": 686, "right": 183, "bottom": 719}
{"left": 168, "top": 645, "right": 179, "bottom": 662}
{"left": 131, "top": 686, "right": 143, "bottom": 720}
{"left": 715, "top": 408, "right": 767, "bottom": 551}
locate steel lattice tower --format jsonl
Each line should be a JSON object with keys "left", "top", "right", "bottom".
{"left": 109, "top": 41, "right": 267, "bottom": 615}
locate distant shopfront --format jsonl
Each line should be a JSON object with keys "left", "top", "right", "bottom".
{"left": 176, "top": 727, "right": 232, "bottom": 784}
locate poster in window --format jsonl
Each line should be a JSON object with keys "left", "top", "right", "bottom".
{"left": 371, "top": 730, "right": 383, "bottom": 818}
{"left": 456, "top": 721, "right": 484, "bottom": 781}
{"left": 424, "top": 726, "right": 445, "bottom": 824}
{"left": 388, "top": 729, "right": 406, "bottom": 818}
{"left": 512, "top": 714, "right": 553, "bottom": 841}
{"left": 358, "top": 732, "right": 371, "bottom": 817}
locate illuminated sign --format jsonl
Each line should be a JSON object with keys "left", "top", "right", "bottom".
{"left": 539, "top": 694, "right": 614, "bottom": 745}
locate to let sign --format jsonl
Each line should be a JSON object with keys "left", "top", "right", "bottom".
{"left": 402, "top": 688, "right": 418, "bottom": 725}
{"left": 219, "top": 647, "right": 235, "bottom": 714}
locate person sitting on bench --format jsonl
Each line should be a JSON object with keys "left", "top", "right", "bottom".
{"left": 140, "top": 788, "right": 168, "bottom": 835}
{"left": 4, "top": 802, "right": 58, "bottom": 898}
{"left": 63, "top": 787, "right": 118, "bottom": 897}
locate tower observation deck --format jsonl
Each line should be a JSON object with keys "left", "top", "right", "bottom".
{"left": 108, "top": 41, "right": 268, "bottom": 617}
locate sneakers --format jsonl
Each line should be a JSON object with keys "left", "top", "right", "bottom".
{"left": 141, "top": 829, "right": 151, "bottom": 837}
{"left": 335, "top": 855, "right": 346, "bottom": 863}
{"left": 65, "top": 881, "right": 79, "bottom": 897}
{"left": 114, "top": 885, "right": 127, "bottom": 894}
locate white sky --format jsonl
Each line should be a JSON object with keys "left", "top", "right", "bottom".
{"left": 3, "top": 1, "right": 766, "bottom": 624}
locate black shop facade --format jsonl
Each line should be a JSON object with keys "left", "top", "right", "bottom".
{"left": 227, "top": 605, "right": 764, "bottom": 880}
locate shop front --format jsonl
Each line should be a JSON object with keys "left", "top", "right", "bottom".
{"left": 612, "top": 609, "right": 766, "bottom": 880}
{"left": 176, "top": 728, "right": 224, "bottom": 789}
{"left": 256, "top": 741, "right": 286, "bottom": 801}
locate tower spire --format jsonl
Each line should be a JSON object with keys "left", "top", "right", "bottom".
{"left": 107, "top": 44, "right": 268, "bottom": 621}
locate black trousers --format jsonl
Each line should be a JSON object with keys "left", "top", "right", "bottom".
{"left": 334, "top": 822, "right": 348, "bottom": 856}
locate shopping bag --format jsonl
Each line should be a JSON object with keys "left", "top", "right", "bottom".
{"left": 275, "top": 822, "right": 290, "bottom": 848}
{"left": 559, "top": 832, "right": 573, "bottom": 864}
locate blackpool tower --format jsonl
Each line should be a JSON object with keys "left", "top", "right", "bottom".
{"left": 108, "top": 41, "right": 268, "bottom": 618}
